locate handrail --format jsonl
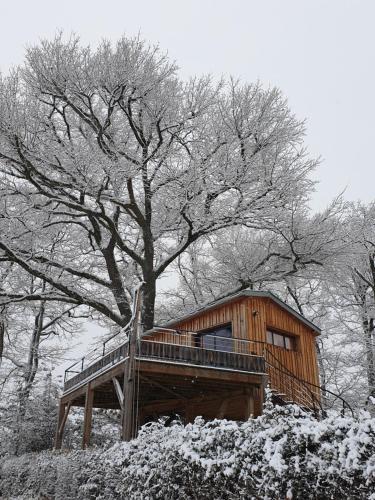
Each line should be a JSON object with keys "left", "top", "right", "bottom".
{"left": 64, "top": 332, "right": 265, "bottom": 383}
{"left": 63, "top": 338, "right": 267, "bottom": 391}
{"left": 264, "top": 347, "right": 323, "bottom": 414}
{"left": 64, "top": 328, "right": 130, "bottom": 382}
{"left": 142, "top": 335, "right": 264, "bottom": 358}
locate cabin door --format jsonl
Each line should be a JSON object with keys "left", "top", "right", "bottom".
{"left": 200, "top": 324, "right": 233, "bottom": 352}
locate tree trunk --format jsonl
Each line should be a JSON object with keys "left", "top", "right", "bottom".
{"left": 18, "top": 301, "right": 45, "bottom": 418}
{"left": 142, "top": 273, "right": 156, "bottom": 332}
{"left": 102, "top": 245, "right": 133, "bottom": 326}
{"left": 0, "top": 306, "right": 5, "bottom": 369}
{"left": 315, "top": 340, "right": 328, "bottom": 402}
{"left": 122, "top": 287, "right": 143, "bottom": 441}
{"left": 142, "top": 216, "right": 156, "bottom": 331}
{"left": 363, "top": 316, "right": 375, "bottom": 402}
{"left": 15, "top": 300, "right": 46, "bottom": 455}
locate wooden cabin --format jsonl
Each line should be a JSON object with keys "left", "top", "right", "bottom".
{"left": 55, "top": 290, "right": 321, "bottom": 449}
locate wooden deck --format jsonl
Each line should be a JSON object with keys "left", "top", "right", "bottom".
{"left": 57, "top": 336, "right": 267, "bottom": 449}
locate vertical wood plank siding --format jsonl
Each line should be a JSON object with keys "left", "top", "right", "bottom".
{"left": 153, "top": 297, "right": 320, "bottom": 400}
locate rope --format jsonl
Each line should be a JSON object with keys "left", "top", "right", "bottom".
{"left": 131, "top": 288, "right": 143, "bottom": 438}
{"left": 133, "top": 327, "right": 142, "bottom": 436}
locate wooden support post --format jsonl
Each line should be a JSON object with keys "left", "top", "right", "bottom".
{"left": 122, "top": 360, "right": 137, "bottom": 441}
{"left": 121, "top": 286, "right": 143, "bottom": 441}
{"left": 54, "top": 401, "right": 71, "bottom": 450}
{"left": 82, "top": 384, "right": 94, "bottom": 449}
{"left": 112, "top": 377, "right": 124, "bottom": 408}
{"left": 254, "top": 375, "right": 267, "bottom": 417}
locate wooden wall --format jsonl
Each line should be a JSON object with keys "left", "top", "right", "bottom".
{"left": 246, "top": 297, "right": 320, "bottom": 388}
{"left": 150, "top": 296, "right": 320, "bottom": 398}
{"left": 157, "top": 299, "right": 250, "bottom": 340}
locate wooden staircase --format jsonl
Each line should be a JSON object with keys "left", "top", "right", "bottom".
{"left": 264, "top": 348, "right": 352, "bottom": 417}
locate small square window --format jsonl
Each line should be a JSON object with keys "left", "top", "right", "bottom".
{"left": 266, "top": 329, "right": 295, "bottom": 351}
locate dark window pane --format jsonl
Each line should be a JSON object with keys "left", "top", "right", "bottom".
{"left": 285, "top": 336, "right": 292, "bottom": 350}
{"left": 266, "top": 330, "right": 273, "bottom": 344}
{"left": 215, "top": 335, "right": 232, "bottom": 352}
{"left": 200, "top": 325, "right": 232, "bottom": 352}
{"left": 273, "top": 333, "right": 284, "bottom": 348}
{"left": 201, "top": 334, "right": 216, "bottom": 350}
{"left": 215, "top": 326, "right": 232, "bottom": 338}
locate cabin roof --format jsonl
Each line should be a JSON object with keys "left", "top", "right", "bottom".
{"left": 157, "top": 290, "right": 321, "bottom": 335}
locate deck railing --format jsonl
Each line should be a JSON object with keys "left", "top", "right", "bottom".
{"left": 64, "top": 343, "right": 129, "bottom": 391}
{"left": 139, "top": 339, "right": 265, "bottom": 373}
{"left": 64, "top": 326, "right": 132, "bottom": 383}
{"left": 63, "top": 332, "right": 266, "bottom": 392}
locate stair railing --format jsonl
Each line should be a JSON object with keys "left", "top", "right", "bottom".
{"left": 264, "top": 347, "right": 353, "bottom": 417}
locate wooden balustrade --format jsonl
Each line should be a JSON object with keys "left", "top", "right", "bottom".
{"left": 64, "top": 339, "right": 266, "bottom": 392}
{"left": 139, "top": 340, "right": 265, "bottom": 372}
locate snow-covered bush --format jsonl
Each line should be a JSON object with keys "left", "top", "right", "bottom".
{"left": 0, "top": 400, "right": 121, "bottom": 458}
{"left": 0, "top": 394, "right": 58, "bottom": 458}
{"left": 1, "top": 402, "right": 375, "bottom": 499}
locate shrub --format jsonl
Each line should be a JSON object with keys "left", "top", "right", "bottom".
{"left": 1, "top": 402, "right": 375, "bottom": 499}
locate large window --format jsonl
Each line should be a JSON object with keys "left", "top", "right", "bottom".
{"left": 198, "top": 324, "right": 233, "bottom": 352}
{"left": 266, "top": 329, "right": 295, "bottom": 351}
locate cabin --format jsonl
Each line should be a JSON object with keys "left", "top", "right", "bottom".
{"left": 55, "top": 290, "right": 321, "bottom": 449}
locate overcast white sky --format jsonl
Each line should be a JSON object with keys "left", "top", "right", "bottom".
{"left": 1, "top": 0, "right": 374, "bottom": 211}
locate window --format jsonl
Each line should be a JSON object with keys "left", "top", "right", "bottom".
{"left": 266, "top": 329, "right": 295, "bottom": 351}
{"left": 198, "top": 324, "right": 233, "bottom": 352}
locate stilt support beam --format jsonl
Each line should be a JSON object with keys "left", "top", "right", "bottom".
{"left": 245, "top": 387, "right": 255, "bottom": 419}
{"left": 121, "top": 358, "right": 136, "bottom": 441}
{"left": 112, "top": 377, "right": 124, "bottom": 408}
{"left": 82, "top": 384, "right": 94, "bottom": 449}
{"left": 54, "top": 401, "right": 71, "bottom": 450}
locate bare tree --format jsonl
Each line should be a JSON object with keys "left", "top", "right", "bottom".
{"left": 0, "top": 264, "right": 88, "bottom": 412}
{"left": 0, "top": 34, "right": 317, "bottom": 330}
{"left": 161, "top": 198, "right": 345, "bottom": 319}
{"left": 326, "top": 202, "right": 375, "bottom": 406}
{"left": 0, "top": 306, "right": 6, "bottom": 369}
